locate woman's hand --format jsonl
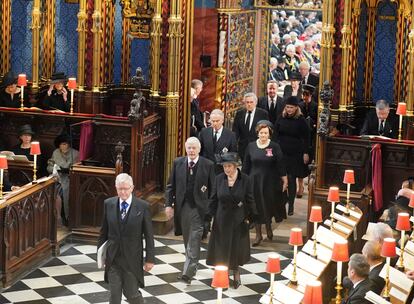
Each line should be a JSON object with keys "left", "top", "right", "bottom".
{"left": 303, "top": 153, "right": 309, "bottom": 164}
{"left": 281, "top": 176, "right": 288, "bottom": 192}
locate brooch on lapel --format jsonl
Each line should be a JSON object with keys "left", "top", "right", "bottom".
{"left": 237, "top": 202, "right": 243, "bottom": 208}
{"left": 201, "top": 185, "right": 207, "bottom": 192}
{"left": 222, "top": 147, "right": 228, "bottom": 153}
{"left": 265, "top": 148, "right": 273, "bottom": 157}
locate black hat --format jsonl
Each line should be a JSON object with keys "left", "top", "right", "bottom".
{"left": 276, "top": 55, "right": 287, "bottom": 64}
{"left": 289, "top": 72, "right": 302, "bottom": 81}
{"left": 19, "top": 124, "right": 35, "bottom": 136}
{"left": 50, "top": 72, "right": 67, "bottom": 84}
{"left": 302, "top": 84, "right": 316, "bottom": 94}
{"left": 54, "top": 134, "right": 71, "bottom": 148}
{"left": 1, "top": 71, "right": 17, "bottom": 88}
{"left": 216, "top": 152, "right": 241, "bottom": 165}
{"left": 286, "top": 96, "right": 300, "bottom": 106}
{"left": 256, "top": 119, "right": 274, "bottom": 130}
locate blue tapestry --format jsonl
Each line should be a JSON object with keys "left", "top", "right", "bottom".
{"left": 195, "top": 0, "right": 216, "bottom": 8}
{"left": 355, "top": 1, "right": 367, "bottom": 102}
{"left": 130, "top": 39, "right": 150, "bottom": 82}
{"left": 11, "top": 0, "right": 33, "bottom": 77}
{"left": 372, "top": 0, "right": 397, "bottom": 103}
{"left": 55, "top": 1, "right": 79, "bottom": 77}
{"left": 113, "top": 0, "right": 122, "bottom": 84}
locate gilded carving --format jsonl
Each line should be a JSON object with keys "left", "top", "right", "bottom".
{"left": 120, "top": 0, "right": 156, "bottom": 38}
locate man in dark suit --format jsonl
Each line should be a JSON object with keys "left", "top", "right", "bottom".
{"left": 299, "top": 61, "right": 319, "bottom": 98}
{"left": 258, "top": 80, "right": 285, "bottom": 125}
{"left": 232, "top": 93, "right": 269, "bottom": 161}
{"left": 199, "top": 108, "right": 237, "bottom": 173}
{"left": 362, "top": 241, "right": 385, "bottom": 295}
{"left": 360, "top": 99, "right": 398, "bottom": 138}
{"left": 165, "top": 137, "right": 215, "bottom": 284}
{"left": 98, "top": 173, "right": 155, "bottom": 304}
{"left": 343, "top": 253, "right": 372, "bottom": 304}
{"left": 190, "top": 79, "right": 205, "bottom": 137}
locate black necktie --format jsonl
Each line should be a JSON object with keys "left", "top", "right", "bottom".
{"left": 121, "top": 201, "right": 128, "bottom": 220}
{"left": 189, "top": 161, "right": 195, "bottom": 175}
{"left": 246, "top": 111, "right": 252, "bottom": 130}
{"left": 213, "top": 130, "right": 218, "bottom": 144}
{"left": 379, "top": 120, "right": 384, "bottom": 135}
{"left": 270, "top": 99, "right": 275, "bottom": 112}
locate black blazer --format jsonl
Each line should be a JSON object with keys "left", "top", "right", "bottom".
{"left": 165, "top": 156, "right": 216, "bottom": 235}
{"left": 257, "top": 96, "right": 285, "bottom": 125}
{"left": 232, "top": 107, "right": 269, "bottom": 160}
{"left": 302, "top": 72, "right": 319, "bottom": 87}
{"left": 343, "top": 278, "right": 372, "bottom": 304}
{"left": 97, "top": 196, "right": 155, "bottom": 287}
{"left": 360, "top": 110, "right": 398, "bottom": 139}
{"left": 199, "top": 127, "right": 237, "bottom": 163}
{"left": 369, "top": 262, "right": 385, "bottom": 295}
{"left": 190, "top": 99, "right": 204, "bottom": 136}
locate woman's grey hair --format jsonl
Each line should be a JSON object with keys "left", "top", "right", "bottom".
{"left": 185, "top": 137, "right": 201, "bottom": 149}
{"left": 349, "top": 253, "right": 370, "bottom": 278}
{"left": 115, "top": 173, "right": 134, "bottom": 187}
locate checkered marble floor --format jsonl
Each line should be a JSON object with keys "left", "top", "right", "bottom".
{"left": 0, "top": 238, "right": 292, "bottom": 304}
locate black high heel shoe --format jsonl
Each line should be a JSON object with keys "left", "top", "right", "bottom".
{"left": 266, "top": 223, "right": 273, "bottom": 240}
{"left": 233, "top": 270, "right": 241, "bottom": 289}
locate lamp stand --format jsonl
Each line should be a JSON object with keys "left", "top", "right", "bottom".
{"left": 216, "top": 287, "right": 223, "bottom": 304}
{"left": 330, "top": 202, "right": 335, "bottom": 230}
{"left": 312, "top": 222, "right": 318, "bottom": 257}
{"left": 383, "top": 257, "right": 391, "bottom": 301}
{"left": 335, "top": 261, "right": 343, "bottom": 304}
{"left": 291, "top": 245, "right": 298, "bottom": 285}
{"left": 412, "top": 210, "right": 414, "bottom": 241}
{"left": 269, "top": 273, "right": 274, "bottom": 304}
{"left": 20, "top": 86, "right": 25, "bottom": 111}
{"left": 0, "top": 168, "right": 3, "bottom": 199}
{"left": 344, "top": 183, "right": 351, "bottom": 215}
{"left": 398, "top": 114, "right": 403, "bottom": 142}
{"left": 398, "top": 230, "right": 405, "bottom": 271}
{"left": 70, "top": 89, "right": 74, "bottom": 115}
{"left": 32, "top": 154, "right": 37, "bottom": 183}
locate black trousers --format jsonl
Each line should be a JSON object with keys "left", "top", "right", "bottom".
{"left": 107, "top": 262, "right": 144, "bottom": 304}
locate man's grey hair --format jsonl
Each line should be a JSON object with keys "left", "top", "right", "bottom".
{"left": 210, "top": 109, "right": 224, "bottom": 119}
{"left": 185, "top": 137, "right": 201, "bottom": 149}
{"left": 362, "top": 241, "right": 383, "bottom": 263}
{"left": 115, "top": 173, "right": 134, "bottom": 187}
{"left": 244, "top": 92, "right": 258, "bottom": 104}
{"left": 191, "top": 79, "right": 203, "bottom": 89}
{"left": 349, "top": 253, "right": 370, "bottom": 278}
{"left": 299, "top": 61, "right": 310, "bottom": 69}
{"left": 270, "top": 57, "right": 278, "bottom": 66}
{"left": 372, "top": 222, "right": 393, "bottom": 243}
{"left": 375, "top": 99, "right": 390, "bottom": 110}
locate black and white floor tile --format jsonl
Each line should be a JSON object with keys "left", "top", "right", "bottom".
{"left": 0, "top": 238, "right": 292, "bottom": 304}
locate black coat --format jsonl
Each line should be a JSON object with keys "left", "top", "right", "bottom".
{"left": 369, "top": 262, "right": 385, "bottom": 295}
{"left": 232, "top": 107, "right": 269, "bottom": 160}
{"left": 206, "top": 171, "right": 257, "bottom": 270}
{"left": 301, "top": 72, "right": 320, "bottom": 88}
{"left": 97, "top": 196, "right": 155, "bottom": 287}
{"left": 258, "top": 96, "right": 285, "bottom": 125}
{"left": 190, "top": 99, "right": 204, "bottom": 136}
{"left": 283, "top": 85, "right": 303, "bottom": 101}
{"left": 342, "top": 278, "right": 372, "bottom": 304}
{"left": 42, "top": 89, "right": 71, "bottom": 112}
{"left": 360, "top": 110, "right": 398, "bottom": 138}
{"left": 165, "top": 156, "right": 216, "bottom": 235}
{"left": 199, "top": 127, "right": 237, "bottom": 164}
{"left": 0, "top": 89, "right": 29, "bottom": 108}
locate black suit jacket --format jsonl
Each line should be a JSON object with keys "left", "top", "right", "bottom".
{"left": 97, "top": 196, "right": 155, "bottom": 287}
{"left": 343, "top": 278, "right": 372, "bottom": 304}
{"left": 199, "top": 127, "right": 237, "bottom": 163}
{"left": 302, "top": 72, "right": 320, "bottom": 87}
{"left": 165, "top": 156, "right": 216, "bottom": 235}
{"left": 190, "top": 99, "right": 204, "bottom": 136}
{"left": 232, "top": 107, "right": 269, "bottom": 160}
{"left": 257, "top": 96, "right": 285, "bottom": 125}
{"left": 369, "top": 262, "right": 385, "bottom": 295}
{"left": 360, "top": 110, "right": 398, "bottom": 139}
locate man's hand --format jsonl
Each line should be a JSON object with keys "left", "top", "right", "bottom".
{"left": 165, "top": 206, "right": 174, "bottom": 220}
{"left": 144, "top": 262, "right": 154, "bottom": 272}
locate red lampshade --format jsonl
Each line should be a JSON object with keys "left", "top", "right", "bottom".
{"left": 30, "top": 141, "right": 41, "bottom": 155}
{"left": 397, "top": 102, "right": 407, "bottom": 116}
{"left": 67, "top": 77, "right": 77, "bottom": 90}
{"left": 289, "top": 228, "right": 303, "bottom": 246}
{"left": 327, "top": 186, "right": 340, "bottom": 203}
{"left": 211, "top": 265, "right": 229, "bottom": 289}
{"left": 331, "top": 239, "right": 349, "bottom": 262}
{"left": 309, "top": 206, "right": 322, "bottom": 223}
{"left": 303, "top": 280, "right": 323, "bottom": 304}
{"left": 396, "top": 212, "right": 411, "bottom": 231}
{"left": 266, "top": 253, "right": 281, "bottom": 274}
{"left": 343, "top": 170, "right": 355, "bottom": 184}
{"left": 0, "top": 155, "right": 8, "bottom": 170}
{"left": 17, "top": 74, "right": 27, "bottom": 86}
{"left": 381, "top": 238, "right": 397, "bottom": 258}
{"left": 409, "top": 193, "right": 414, "bottom": 209}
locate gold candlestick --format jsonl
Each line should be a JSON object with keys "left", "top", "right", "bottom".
{"left": 291, "top": 245, "right": 298, "bottom": 284}
{"left": 70, "top": 89, "right": 74, "bottom": 114}
{"left": 33, "top": 154, "right": 37, "bottom": 182}
{"left": 312, "top": 222, "right": 318, "bottom": 257}
{"left": 398, "top": 114, "right": 403, "bottom": 142}
{"left": 20, "top": 85, "right": 25, "bottom": 111}
{"left": 335, "top": 261, "right": 343, "bottom": 304}
{"left": 0, "top": 168, "right": 4, "bottom": 199}
{"left": 398, "top": 230, "right": 405, "bottom": 271}
{"left": 383, "top": 257, "right": 391, "bottom": 300}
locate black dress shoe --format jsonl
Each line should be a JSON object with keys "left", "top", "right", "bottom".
{"left": 233, "top": 279, "right": 241, "bottom": 289}
{"left": 252, "top": 236, "right": 263, "bottom": 247}
{"left": 180, "top": 275, "right": 191, "bottom": 285}
{"left": 288, "top": 204, "right": 294, "bottom": 216}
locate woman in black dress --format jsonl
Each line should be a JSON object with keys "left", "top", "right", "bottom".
{"left": 283, "top": 71, "right": 303, "bottom": 101}
{"left": 274, "top": 96, "right": 310, "bottom": 216}
{"left": 242, "top": 120, "right": 287, "bottom": 247}
{"left": 0, "top": 71, "right": 29, "bottom": 108}
{"left": 42, "top": 73, "right": 70, "bottom": 112}
{"left": 206, "top": 152, "right": 257, "bottom": 289}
